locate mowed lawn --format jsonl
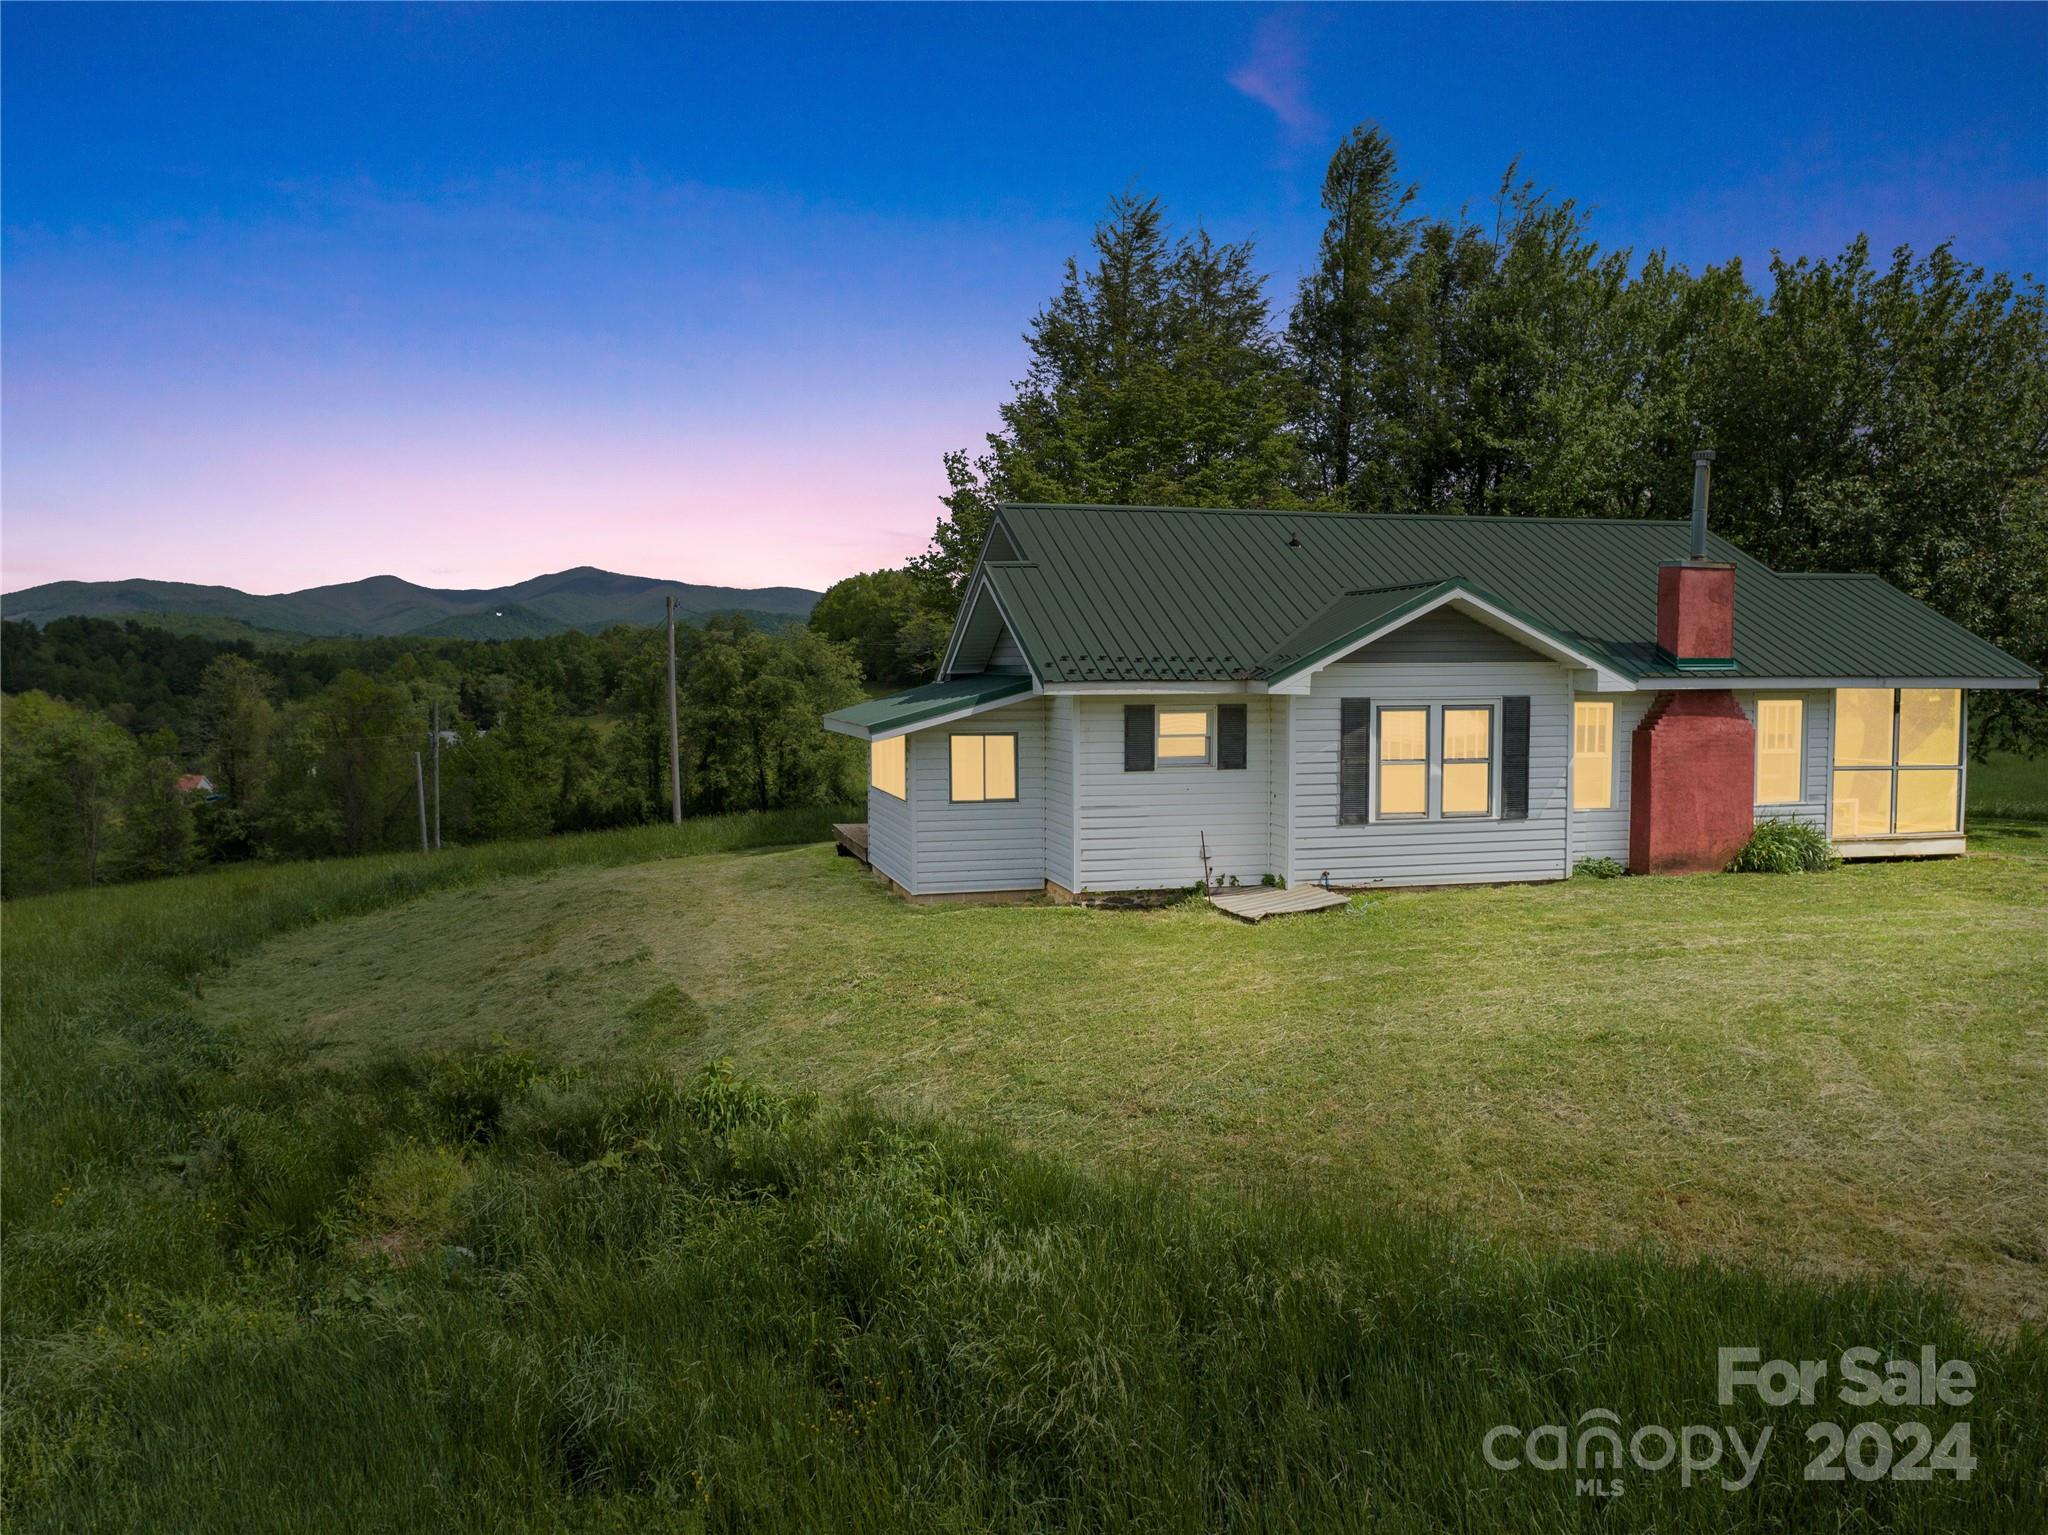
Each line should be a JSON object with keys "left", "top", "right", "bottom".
{"left": 205, "top": 821, "right": 2048, "bottom": 1332}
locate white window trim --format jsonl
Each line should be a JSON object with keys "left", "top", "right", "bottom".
{"left": 1829, "top": 687, "right": 1967, "bottom": 838}
{"left": 1371, "top": 704, "right": 1432, "bottom": 822}
{"left": 1155, "top": 705, "right": 1215, "bottom": 769}
{"left": 1372, "top": 701, "right": 1501, "bottom": 824}
{"left": 1754, "top": 697, "right": 1805, "bottom": 806}
{"left": 1572, "top": 698, "right": 1616, "bottom": 813}
{"left": 948, "top": 732, "right": 1019, "bottom": 804}
{"left": 1439, "top": 703, "right": 1498, "bottom": 820}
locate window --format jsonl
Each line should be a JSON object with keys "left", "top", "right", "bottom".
{"left": 1156, "top": 708, "right": 1212, "bottom": 765}
{"left": 949, "top": 733, "right": 1017, "bottom": 803}
{"left": 1755, "top": 699, "right": 1804, "bottom": 805}
{"left": 1376, "top": 707, "right": 1429, "bottom": 817}
{"left": 1440, "top": 706, "right": 1493, "bottom": 816}
{"left": 869, "top": 735, "right": 906, "bottom": 800}
{"left": 1572, "top": 701, "right": 1613, "bottom": 811}
{"left": 1830, "top": 688, "right": 1961, "bottom": 836}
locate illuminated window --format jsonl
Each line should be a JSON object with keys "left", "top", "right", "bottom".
{"left": 1572, "top": 701, "right": 1613, "bottom": 811}
{"left": 949, "top": 733, "right": 1017, "bottom": 803}
{"left": 1441, "top": 707, "right": 1494, "bottom": 817}
{"left": 1830, "top": 689, "right": 1961, "bottom": 836}
{"left": 869, "top": 735, "right": 906, "bottom": 800}
{"left": 1834, "top": 689, "right": 1895, "bottom": 767}
{"left": 1156, "top": 709, "right": 1212, "bottom": 765}
{"left": 1832, "top": 770, "right": 1893, "bottom": 837}
{"left": 1376, "top": 707, "right": 1429, "bottom": 818}
{"left": 1755, "top": 699, "right": 1804, "bottom": 805}
{"left": 1898, "top": 689, "right": 1961, "bottom": 767}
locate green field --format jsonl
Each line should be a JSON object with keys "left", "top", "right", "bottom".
{"left": 6, "top": 802, "right": 2046, "bottom": 1529}
{"left": 1968, "top": 750, "right": 2048, "bottom": 821}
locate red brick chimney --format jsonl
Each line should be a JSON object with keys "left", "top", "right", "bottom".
{"left": 1629, "top": 451, "right": 1755, "bottom": 874}
{"left": 1655, "top": 451, "right": 1736, "bottom": 672}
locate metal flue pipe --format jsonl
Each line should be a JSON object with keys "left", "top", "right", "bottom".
{"left": 1689, "top": 450, "right": 1716, "bottom": 561}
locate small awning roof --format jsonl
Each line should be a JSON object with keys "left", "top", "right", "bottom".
{"left": 822, "top": 673, "right": 1033, "bottom": 740}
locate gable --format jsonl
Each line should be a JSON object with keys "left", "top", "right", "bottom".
{"left": 1338, "top": 606, "right": 1549, "bottom": 667}
{"left": 945, "top": 580, "right": 1030, "bottom": 676}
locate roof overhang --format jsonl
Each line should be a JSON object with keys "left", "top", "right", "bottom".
{"left": 1264, "top": 581, "right": 1631, "bottom": 694}
{"left": 822, "top": 673, "right": 1036, "bottom": 742}
{"left": 1639, "top": 674, "right": 2042, "bottom": 692}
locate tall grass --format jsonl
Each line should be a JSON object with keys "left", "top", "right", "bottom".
{"left": 4, "top": 811, "right": 2044, "bottom": 1531}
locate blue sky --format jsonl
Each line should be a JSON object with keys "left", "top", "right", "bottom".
{"left": 4, "top": 3, "right": 2044, "bottom": 593}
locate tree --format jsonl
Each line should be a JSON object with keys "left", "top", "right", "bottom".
{"left": 920, "top": 192, "right": 1306, "bottom": 598}
{"left": 192, "top": 654, "right": 274, "bottom": 804}
{"left": 810, "top": 568, "right": 931, "bottom": 686}
{"left": 680, "top": 621, "right": 862, "bottom": 814}
{"left": 1286, "top": 125, "right": 1417, "bottom": 507}
{"left": 462, "top": 680, "right": 565, "bottom": 841}
{"left": 1690, "top": 240, "right": 2048, "bottom": 752}
{"left": 269, "top": 671, "right": 417, "bottom": 856}
{"left": 110, "top": 755, "right": 195, "bottom": 881}
{"left": 0, "top": 691, "right": 136, "bottom": 891}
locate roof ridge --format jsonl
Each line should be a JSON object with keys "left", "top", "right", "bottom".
{"left": 1342, "top": 577, "right": 1455, "bottom": 597}
{"left": 997, "top": 502, "right": 1699, "bottom": 528}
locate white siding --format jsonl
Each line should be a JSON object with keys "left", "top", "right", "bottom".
{"left": 987, "top": 628, "right": 1029, "bottom": 672}
{"left": 1736, "top": 690, "right": 1833, "bottom": 835}
{"left": 1044, "top": 694, "right": 1078, "bottom": 891}
{"left": 1568, "top": 691, "right": 1652, "bottom": 866}
{"left": 866, "top": 774, "right": 915, "bottom": 890}
{"left": 1267, "top": 695, "right": 1292, "bottom": 886}
{"left": 1569, "top": 688, "right": 1836, "bottom": 865}
{"left": 1073, "top": 695, "right": 1275, "bottom": 891}
{"left": 1354, "top": 606, "right": 1545, "bottom": 666}
{"left": 908, "top": 699, "right": 1047, "bottom": 894}
{"left": 1292, "top": 612, "right": 1572, "bottom": 887}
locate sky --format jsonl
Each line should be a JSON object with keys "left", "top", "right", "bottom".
{"left": 4, "top": 3, "right": 2044, "bottom": 597}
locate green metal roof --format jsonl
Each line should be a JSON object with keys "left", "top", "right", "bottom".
{"left": 822, "top": 673, "right": 1033, "bottom": 739}
{"left": 966, "top": 504, "right": 2039, "bottom": 687}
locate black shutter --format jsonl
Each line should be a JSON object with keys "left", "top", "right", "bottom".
{"left": 1124, "top": 704, "right": 1155, "bottom": 772}
{"left": 1501, "top": 696, "right": 1530, "bottom": 820}
{"left": 1217, "top": 704, "right": 1248, "bottom": 770}
{"left": 1339, "top": 698, "right": 1371, "bottom": 824}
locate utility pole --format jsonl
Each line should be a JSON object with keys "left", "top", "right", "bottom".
{"left": 414, "top": 751, "right": 429, "bottom": 853}
{"left": 665, "top": 594, "right": 683, "bottom": 824}
{"left": 431, "top": 701, "right": 442, "bottom": 849}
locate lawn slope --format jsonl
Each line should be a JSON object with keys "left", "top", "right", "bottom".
{"left": 206, "top": 829, "right": 2048, "bottom": 1331}
{"left": 6, "top": 814, "right": 2045, "bottom": 1531}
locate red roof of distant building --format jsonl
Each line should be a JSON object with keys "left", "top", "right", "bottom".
{"left": 175, "top": 774, "right": 214, "bottom": 794}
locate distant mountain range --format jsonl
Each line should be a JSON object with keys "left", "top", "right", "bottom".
{"left": 1, "top": 568, "right": 822, "bottom": 641}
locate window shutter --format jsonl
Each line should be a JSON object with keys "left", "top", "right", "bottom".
{"left": 1339, "top": 698, "right": 1371, "bottom": 824}
{"left": 1124, "top": 704, "right": 1155, "bottom": 772}
{"left": 1217, "top": 704, "right": 1248, "bottom": 770}
{"left": 1502, "top": 696, "right": 1531, "bottom": 820}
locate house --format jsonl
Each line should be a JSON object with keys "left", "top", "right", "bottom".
{"left": 822, "top": 464, "right": 2039, "bottom": 900}
{"left": 174, "top": 774, "right": 216, "bottom": 795}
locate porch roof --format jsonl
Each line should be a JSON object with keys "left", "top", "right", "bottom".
{"left": 822, "top": 673, "right": 1033, "bottom": 740}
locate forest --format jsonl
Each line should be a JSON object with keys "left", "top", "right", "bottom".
{"left": 0, "top": 616, "right": 862, "bottom": 897}
{"left": 7, "top": 121, "right": 2045, "bottom": 896}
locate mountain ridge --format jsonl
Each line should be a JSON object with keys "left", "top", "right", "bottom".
{"left": 1, "top": 566, "right": 823, "bottom": 639}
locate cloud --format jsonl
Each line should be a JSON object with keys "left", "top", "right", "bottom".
{"left": 1228, "top": 12, "right": 1325, "bottom": 142}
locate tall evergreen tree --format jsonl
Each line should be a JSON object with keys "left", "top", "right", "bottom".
{"left": 1286, "top": 125, "right": 1417, "bottom": 509}
{"left": 921, "top": 192, "right": 1305, "bottom": 595}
